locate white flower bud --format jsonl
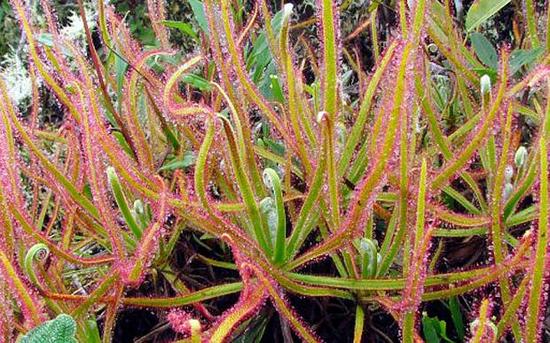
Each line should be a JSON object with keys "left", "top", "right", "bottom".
{"left": 480, "top": 74, "right": 491, "bottom": 95}
{"left": 514, "top": 146, "right": 528, "bottom": 167}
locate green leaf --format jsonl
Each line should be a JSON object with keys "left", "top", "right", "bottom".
{"left": 160, "top": 20, "right": 198, "bottom": 40}
{"left": 246, "top": 8, "right": 286, "bottom": 100}
{"left": 470, "top": 32, "right": 498, "bottom": 69}
{"left": 449, "top": 297, "right": 465, "bottom": 340}
{"left": 189, "top": 0, "right": 209, "bottom": 34}
{"left": 36, "top": 33, "right": 73, "bottom": 57}
{"left": 112, "top": 131, "right": 135, "bottom": 158}
{"left": 114, "top": 52, "right": 128, "bottom": 95}
{"left": 269, "top": 75, "right": 285, "bottom": 103}
{"left": 159, "top": 152, "right": 196, "bottom": 171}
{"left": 471, "top": 68, "right": 498, "bottom": 83}
{"left": 182, "top": 73, "right": 212, "bottom": 91}
{"left": 83, "top": 318, "right": 102, "bottom": 343}
{"left": 233, "top": 314, "right": 269, "bottom": 342}
{"left": 422, "top": 315, "right": 441, "bottom": 343}
{"left": 465, "top": 0, "right": 511, "bottom": 32}
{"left": 422, "top": 315, "right": 454, "bottom": 343}
{"left": 20, "top": 314, "right": 78, "bottom": 343}
{"left": 509, "top": 47, "right": 545, "bottom": 75}
{"left": 107, "top": 167, "right": 142, "bottom": 240}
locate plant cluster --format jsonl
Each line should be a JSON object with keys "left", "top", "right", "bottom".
{"left": 0, "top": 0, "right": 549, "bottom": 342}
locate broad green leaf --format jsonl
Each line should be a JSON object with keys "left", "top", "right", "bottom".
{"left": 83, "top": 318, "right": 102, "bottom": 343}
{"left": 465, "top": 0, "right": 511, "bottom": 32}
{"left": 189, "top": 0, "right": 208, "bottom": 34}
{"left": 269, "top": 75, "right": 285, "bottom": 103}
{"left": 159, "top": 152, "right": 196, "bottom": 171}
{"left": 470, "top": 32, "right": 498, "bottom": 69}
{"left": 233, "top": 314, "right": 269, "bottom": 342}
{"left": 182, "top": 73, "right": 212, "bottom": 91}
{"left": 36, "top": 33, "right": 73, "bottom": 57}
{"left": 422, "top": 315, "right": 441, "bottom": 343}
{"left": 114, "top": 51, "right": 128, "bottom": 95}
{"left": 509, "top": 47, "right": 545, "bottom": 75}
{"left": 246, "top": 8, "right": 286, "bottom": 100}
{"left": 421, "top": 315, "right": 454, "bottom": 343}
{"left": 161, "top": 20, "right": 198, "bottom": 40}
{"left": 471, "top": 68, "right": 497, "bottom": 83}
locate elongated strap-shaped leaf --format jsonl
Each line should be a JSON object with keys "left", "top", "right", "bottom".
{"left": 353, "top": 304, "right": 365, "bottom": 343}
{"left": 339, "top": 41, "right": 398, "bottom": 174}
{"left": 126, "top": 190, "right": 167, "bottom": 284}
{"left": 163, "top": 55, "right": 212, "bottom": 117}
{"left": 208, "top": 282, "right": 267, "bottom": 342}
{"left": 430, "top": 51, "right": 509, "bottom": 191}
{"left": 524, "top": 133, "right": 549, "bottom": 342}
{"left": 402, "top": 159, "right": 432, "bottom": 343}
{"left": 69, "top": 79, "right": 125, "bottom": 262}
{"left": 319, "top": 0, "right": 340, "bottom": 123}
{"left": 431, "top": 206, "right": 490, "bottom": 227}
{"left": 496, "top": 273, "right": 529, "bottom": 338}
{"left": 416, "top": 72, "right": 487, "bottom": 210}
{"left": 469, "top": 299, "right": 494, "bottom": 343}
{"left": 285, "top": 134, "right": 327, "bottom": 261}
{"left": 0, "top": 251, "right": 43, "bottom": 326}
{"left": 288, "top": 39, "right": 415, "bottom": 269}
{"left": 287, "top": 243, "right": 529, "bottom": 291}
{"left": 0, "top": 81, "right": 100, "bottom": 220}
{"left": 11, "top": 0, "right": 80, "bottom": 121}
{"left": 489, "top": 104, "right": 522, "bottom": 339}
{"left": 107, "top": 167, "right": 142, "bottom": 240}
{"left": 220, "top": 116, "right": 271, "bottom": 255}
{"left": 422, "top": 234, "right": 531, "bottom": 300}
{"left": 207, "top": 0, "right": 297, "bottom": 154}
{"left": 263, "top": 169, "right": 286, "bottom": 264}
{"left": 122, "top": 282, "right": 243, "bottom": 307}
{"left": 279, "top": 3, "right": 313, "bottom": 174}
{"left": 319, "top": 111, "right": 341, "bottom": 229}
{"left": 146, "top": 0, "right": 170, "bottom": 48}
{"left": 249, "top": 265, "right": 321, "bottom": 342}
{"left": 66, "top": 42, "right": 160, "bottom": 198}
{"left": 194, "top": 117, "right": 217, "bottom": 216}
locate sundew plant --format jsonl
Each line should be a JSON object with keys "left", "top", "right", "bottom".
{"left": 0, "top": 0, "right": 549, "bottom": 342}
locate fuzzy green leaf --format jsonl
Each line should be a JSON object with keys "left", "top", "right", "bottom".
{"left": 20, "top": 314, "right": 77, "bottom": 343}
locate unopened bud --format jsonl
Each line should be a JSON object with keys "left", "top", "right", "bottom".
{"left": 480, "top": 74, "right": 491, "bottom": 95}
{"left": 514, "top": 146, "right": 528, "bottom": 167}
